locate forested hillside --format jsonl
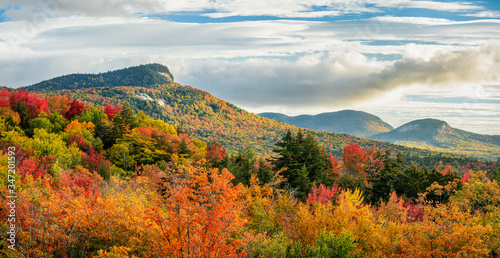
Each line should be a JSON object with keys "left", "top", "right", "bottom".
{"left": 24, "top": 64, "right": 488, "bottom": 168}
{"left": 26, "top": 64, "right": 173, "bottom": 92}
{"left": 260, "top": 110, "right": 394, "bottom": 138}
{"left": 372, "top": 119, "right": 500, "bottom": 160}
{"left": 2, "top": 87, "right": 500, "bottom": 257}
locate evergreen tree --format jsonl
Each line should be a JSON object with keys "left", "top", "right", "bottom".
{"left": 113, "top": 101, "right": 137, "bottom": 138}
{"left": 256, "top": 158, "right": 274, "bottom": 185}
{"left": 271, "top": 130, "right": 333, "bottom": 200}
{"left": 228, "top": 145, "right": 257, "bottom": 186}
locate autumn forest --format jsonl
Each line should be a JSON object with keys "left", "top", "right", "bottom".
{"left": 2, "top": 77, "right": 500, "bottom": 257}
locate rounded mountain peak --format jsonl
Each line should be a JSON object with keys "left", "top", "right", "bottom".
{"left": 395, "top": 118, "right": 451, "bottom": 134}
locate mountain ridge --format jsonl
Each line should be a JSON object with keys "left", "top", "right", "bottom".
{"left": 22, "top": 63, "right": 498, "bottom": 161}
{"left": 24, "top": 63, "right": 174, "bottom": 91}
{"left": 259, "top": 110, "right": 394, "bottom": 138}
{"left": 371, "top": 118, "right": 500, "bottom": 160}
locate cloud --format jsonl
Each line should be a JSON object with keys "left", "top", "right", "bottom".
{"left": 369, "top": 0, "right": 483, "bottom": 12}
{"left": 370, "top": 16, "right": 453, "bottom": 25}
{"left": 463, "top": 11, "right": 500, "bottom": 18}
{"left": 0, "top": 0, "right": 168, "bottom": 19}
{"left": 1, "top": 16, "right": 499, "bottom": 90}
{"left": 0, "top": 0, "right": 486, "bottom": 20}
{"left": 172, "top": 44, "right": 500, "bottom": 111}
{"left": 371, "top": 44, "right": 500, "bottom": 89}
{"left": 0, "top": 3, "right": 499, "bottom": 135}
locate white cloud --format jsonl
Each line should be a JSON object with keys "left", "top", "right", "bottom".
{"left": 0, "top": 0, "right": 486, "bottom": 20}
{"left": 370, "top": 16, "right": 453, "bottom": 25}
{"left": 369, "top": 0, "right": 483, "bottom": 12}
{"left": 463, "top": 11, "right": 500, "bottom": 18}
{"left": 174, "top": 43, "right": 500, "bottom": 110}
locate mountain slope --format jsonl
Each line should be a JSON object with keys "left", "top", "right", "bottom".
{"left": 372, "top": 119, "right": 500, "bottom": 160}
{"left": 259, "top": 110, "right": 394, "bottom": 138}
{"left": 25, "top": 63, "right": 174, "bottom": 91}
{"left": 24, "top": 64, "right": 494, "bottom": 163}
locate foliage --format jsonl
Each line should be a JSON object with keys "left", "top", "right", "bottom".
{"left": 29, "top": 79, "right": 477, "bottom": 166}
{"left": 271, "top": 130, "right": 334, "bottom": 200}
{"left": 306, "top": 183, "right": 341, "bottom": 206}
{"left": 306, "top": 231, "right": 357, "bottom": 258}
{"left": 1, "top": 88, "right": 500, "bottom": 257}
{"left": 144, "top": 167, "right": 247, "bottom": 257}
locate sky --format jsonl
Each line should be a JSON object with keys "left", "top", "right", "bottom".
{"left": 0, "top": 0, "right": 499, "bottom": 135}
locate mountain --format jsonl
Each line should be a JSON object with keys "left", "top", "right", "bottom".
{"left": 23, "top": 64, "right": 493, "bottom": 164}
{"left": 26, "top": 63, "right": 174, "bottom": 91}
{"left": 372, "top": 119, "right": 500, "bottom": 160}
{"left": 259, "top": 110, "right": 394, "bottom": 138}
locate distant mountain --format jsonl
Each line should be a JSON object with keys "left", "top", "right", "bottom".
{"left": 24, "top": 64, "right": 437, "bottom": 158}
{"left": 23, "top": 63, "right": 495, "bottom": 163}
{"left": 259, "top": 110, "right": 394, "bottom": 138}
{"left": 372, "top": 119, "right": 500, "bottom": 160}
{"left": 25, "top": 63, "right": 174, "bottom": 91}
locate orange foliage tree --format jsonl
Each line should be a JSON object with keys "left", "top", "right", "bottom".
{"left": 145, "top": 167, "right": 247, "bottom": 257}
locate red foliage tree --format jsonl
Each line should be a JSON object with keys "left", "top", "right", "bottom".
{"left": 64, "top": 99, "right": 86, "bottom": 120}
{"left": 0, "top": 89, "right": 11, "bottom": 109}
{"left": 306, "top": 183, "right": 341, "bottom": 206}
{"left": 342, "top": 144, "right": 369, "bottom": 183}
{"left": 59, "top": 167, "right": 95, "bottom": 193}
{"left": 404, "top": 201, "right": 424, "bottom": 223}
{"left": 104, "top": 104, "right": 122, "bottom": 120}
{"left": 364, "top": 146, "right": 385, "bottom": 179}
{"left": 18, "top": 154, "right": 56, "bottom": 182}
{"left": 327, "top": 154, "right": 340, "bottom": 176}
{"left": 205, "top": 141, "right": 227, "bottom": 168}
{"left": 68, "top": 133, "right": 91, "bottom": 153}
{"left": 81, "top": 148, "right": 111, "bottom": 181}
{"left": 9, "top": 89, "right": 48, "bottom": 128}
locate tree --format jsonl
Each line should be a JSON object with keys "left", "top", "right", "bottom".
{"left": 145, "top": 167, "right": 246, "bottom": 257}
{"left": 340, "top": 144, "right": 369, "bottom": 190}
{"left": 9, "top": 89, "right": 48, "bottom": 135}
{"left": 271, "top": 130, "right": 333, "bottom": 200}
{"left": 46, "top": 95, "right": 71, "bottom": 115}
{"left": 63, "top": 99, "right": 86, "bottom": 120}
{"left": 113, "top": 102, "right": 137, "bottom": 138}
{"left": 205, "top": 141, "right": 228, "bottom": 169}
{"left": 81, "top": 148, "right": 111, "bottom": 181}
{"left": 0, "top": 89, "right": 10, "bottom": 109}
{"left": 107, "top": 142, "right": 135, "bottom": 172}
{"left": 307, "top": 183, "right": 341, "bottom": 206}
{"left": 228, "top": 145, "right": 257, "bottom": 186}
{"left": 104, "top": 104, "right": 122, "bottom": 120}
{"left": 255, "top": 158, "right": 274, "bottom": 185}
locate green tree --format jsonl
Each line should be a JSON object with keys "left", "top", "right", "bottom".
{"left": 228, "top": 145, "right": 257, "bottom": 186}
{"left": 113, "top": 101, "right": 137, "bottom": 138}
{"left": 107, "top": 142, "right": 135, "bottom": 172}
{"left": 256, "top": 158, "right": 274, "bottom": 185}
{"left": 271, "top": 130, "right": 333, "bottom": 200}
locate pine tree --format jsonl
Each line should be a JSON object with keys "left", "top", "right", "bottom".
{"left": 271, "top": 130, "right": 333, "bottom": 200}
{"left": 113, "top": 101, "right": 137, "bottom": 138}
{"left": 228, "top": 145, "right": 257, "bottom": 186}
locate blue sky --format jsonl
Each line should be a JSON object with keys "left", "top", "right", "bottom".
{"left": 0, "top": 0, "right": 499, "bottom": 134}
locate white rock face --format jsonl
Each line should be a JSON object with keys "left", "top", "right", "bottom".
{"left": 396, "top": 124, "right": 419, "bottom": 133}
{"left": 134, "top": 93, "right": 154, "bottom": 101}
{"left": 134, "top": 93, "right": 168, "bottom": 108}
{"left": 159, "top": 72, "right": 173, "bottom": 81}
{"left": 156, "top": 99, "right": 166, "bottom": 107}
{"left": 438, "top": 124, "right": 449, "bottom": 134}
